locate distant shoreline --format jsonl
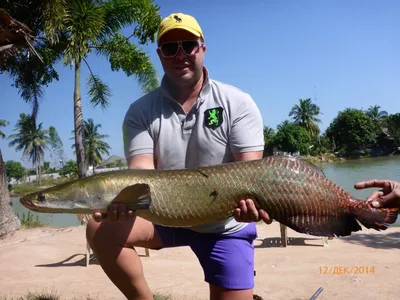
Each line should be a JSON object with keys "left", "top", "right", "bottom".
{"left": 301, "top": 152, "right": 400, "bottom": 166}
{"left": 8, "top": 152, "right": 400, "bottom": 197}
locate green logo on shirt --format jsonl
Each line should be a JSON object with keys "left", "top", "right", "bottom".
{"left": 204, "top": 107, "right": 224, "bottom": 130}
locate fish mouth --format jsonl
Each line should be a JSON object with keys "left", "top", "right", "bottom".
{"left": 20, "top": 197, "right": 42, "bottom": 212}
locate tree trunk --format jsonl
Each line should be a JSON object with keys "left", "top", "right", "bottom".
{"left": 74, "top": 60, "right": 86, "bottom": 178}
{"left": 38, "top": 155, "right": 41, "bottom": 184}
{"left": 0, "top": 149, "right": 21, "bottom": 238}
{"left": 36, "top": 154, "right": 41, "bottom": 185}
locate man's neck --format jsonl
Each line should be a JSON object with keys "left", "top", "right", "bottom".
{"left": 167, "top": 72, "right": 205, "bottom": 112}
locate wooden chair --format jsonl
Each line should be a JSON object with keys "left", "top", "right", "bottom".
{"left": 279, "top": 223, "right": 331, "bottom": 247}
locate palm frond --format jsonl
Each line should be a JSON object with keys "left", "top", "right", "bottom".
{"left": 85, "top": 71, "right": 112, "bottom": 109}
{"left": 0, "top": 119, "right": 10, "bottom": 138}
{"left": 62, "top": 0, "right": 106, "bottom": 64}
{"left": 4, "top": 36, "right": 63, "bottom": 119}
{"left": 96, "top": 33, "right": 159, "bottom": 94}
{"left": 41, "top": 0, "right": 68, "bottom": 44}
{"left": 100, "top": 0, "right": 161, "bottom": 44}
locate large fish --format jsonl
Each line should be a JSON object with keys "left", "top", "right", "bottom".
{"left": 20, "top": 156, "right": 399, "bottom": 237}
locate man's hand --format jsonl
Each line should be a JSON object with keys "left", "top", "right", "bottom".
{"left": 234, "top": 199, "right": 272, "bottom": 224}
{"left": 92, "top": 154, "right": 155, "bottom": 223}
{"left": 93, "top": 203, "right": 136, "bottom": 223}
{"left": 354, "top": 179, "right": 400, "bottom": 209}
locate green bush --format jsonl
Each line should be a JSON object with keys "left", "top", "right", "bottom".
{"left": 16, "top": 211, "right": 43, "bottom": 228}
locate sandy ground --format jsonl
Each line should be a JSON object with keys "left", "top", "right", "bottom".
{"left": 0, "top": 221, "right": 399, "bottom": 300}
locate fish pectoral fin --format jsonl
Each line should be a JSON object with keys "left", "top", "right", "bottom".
{"left": 112, "top": 183, "right": 152, "bottom": 210}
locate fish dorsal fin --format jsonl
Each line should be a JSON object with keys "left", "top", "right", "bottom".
{"left": 113, "top": 183, "right": 152, "bottom": 210}
{"left": 298, "top": 157, "right": 326, "bottom": 177}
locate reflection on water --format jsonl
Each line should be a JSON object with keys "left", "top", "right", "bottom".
{"left": 323, "top": 156, "right": 400, "bottom": 198}
{"left": 10, "top": 155, "right": 400, "bottom": 227}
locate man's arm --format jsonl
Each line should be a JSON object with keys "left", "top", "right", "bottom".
{"left": 232, "top": 151, "right": 263, "bottom": 162}
{"left": 228, "top": 92, "right": 272, "bottom": 224}
{"left": 127, "top": 154, "right": 155, "bottom": 170}
{"left": 232, "top": 151, "right": 272, "bottom": 224}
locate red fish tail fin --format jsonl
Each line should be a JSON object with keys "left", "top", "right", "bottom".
{"left": 350, "top": 198, "right": 399, "bottom": 230}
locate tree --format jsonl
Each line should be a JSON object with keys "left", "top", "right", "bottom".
{"left": 70, "top": 118, "right": 111, "bottom": 172}
{"left": 4, "top": 161, "right": 25, "bottom": 183}
{"left": 366, "top": 105, "right": 388, "bottom": 123}
{"left": 0, "top": 119, "right": 10, "bottom": 138}
{"left": 289, "top": 98, "right": 322, "bottom": 137}
{"left": 0, "top": 122, "right": 21, "bottom": 237}
{"left": 0, "top": 6, "right": 43, "bottom": 237}
{"left": 263, "top": 126, "right": 275, "bottom": 156}
{"left": 81, "top": 119, "right": 111, "bottom": 173}
{"left": 273, "top": 121, "right": 312, "bottom": 155}
{"left": 366, "top": 105, "right": 388, "bottom": 135}
{"left": 0, "top": 3, "right": 64, "bottom": 119}
{"left": 59, "top": 160, "right": 78, "bottom": 178}
{"left": 386, "top": 113, "right": 400, "bottom": 148}
{"left": 48, "top": 126, "right": 66, "bottom": 169}
{"left": 42, "top": 0, "right": 162, "bottom": 178}
{"left": 325, "top": 108, "right": 376, "bottom": 154}
{"left": 8, "top": 113, "right": 50, "bottom": 184}
{"left": 41, "top": 161, "right": 55, "bottom": 174}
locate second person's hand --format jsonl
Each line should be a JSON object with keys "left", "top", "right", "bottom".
{"left": 354, "top": 179, "right": 400, "bottom": 209}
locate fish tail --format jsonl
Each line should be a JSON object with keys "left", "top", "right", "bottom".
{"left": 350, "top": 198, "right": 399, "bottom": 230}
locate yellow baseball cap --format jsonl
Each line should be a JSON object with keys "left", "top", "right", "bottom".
{"left": 157, "top": 13, "right": 204, "bottom": 44}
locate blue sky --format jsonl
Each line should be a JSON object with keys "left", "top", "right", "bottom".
{"left": 1, "top": 0, "right": 399, "bottom": 168}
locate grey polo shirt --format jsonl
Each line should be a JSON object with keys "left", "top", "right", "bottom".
{"left": 123, "top": 67, "right": 264, "bottom": 234}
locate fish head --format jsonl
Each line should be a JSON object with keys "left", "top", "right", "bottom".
{"left": 20, "top": 176, "right": 112, "bottom": 213}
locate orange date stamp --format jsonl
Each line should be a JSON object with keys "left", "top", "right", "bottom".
{"left": 319, "top": 265, "right": 375, "bottom": 275}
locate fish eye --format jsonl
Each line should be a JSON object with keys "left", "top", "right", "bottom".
{"left": 38, "top": 193, "right": 46, "bottom": 202}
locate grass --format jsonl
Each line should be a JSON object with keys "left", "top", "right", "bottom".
{"left": 301, "top": 153, "right": 341, "bottom": 165}
{"left": 9, "top": 176, "right": 72, "bottom": 196}
{"left": 16, "top": 211, "right": 43, "bottom": 228}
{"left": 0, "top": 291, "right": 172, "bottom": 300}
{"left": 153, "top": 293, "right": 172, "bottom": 300}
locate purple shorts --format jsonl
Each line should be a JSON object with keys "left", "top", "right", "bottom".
{"left": 154, "top": 222, "right": 258, "bottom": 290}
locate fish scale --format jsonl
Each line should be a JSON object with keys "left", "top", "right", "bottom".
{"left": 20, "top": 156, "right": 399, "bottom": 238}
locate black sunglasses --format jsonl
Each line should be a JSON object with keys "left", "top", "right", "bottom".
{"left": 158, "top": 40, "right": 204, "bottom": 58}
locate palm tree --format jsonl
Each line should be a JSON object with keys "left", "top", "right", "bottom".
{"left": 8, "top": 113, "right": 50, "bottom": 184}
{"left": 263, "top": 125, "right": 275, "bottom": 156}
{"left": 366, "top": 105, "right": 388, "bottom": 131}
{"left": 263, "top": 126, "right": 275, "bottom": 144}
{"left": 83, "top": 119, "right": 111, "bottom": 173}
{"left": 0, "top": 119, "right": 9, "bottom": 138}
{"left": 0, "top": 143, "right": 22, "bottom": 236}
{"left": 366, "top": 105, "right": 388, "bottom": 122}
{"left": 289, "top": 98, "right": 322, "bottom": 137}
{"left": 277, "top": 120, "right": 291, "bottom": 131}
{"left": 71, "top": 118, "right": 111, "bottom": 174}
{"left": 41, "top": 0, "right": 161, "bottom": 178}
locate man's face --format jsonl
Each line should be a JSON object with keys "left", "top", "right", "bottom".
{"left": 157, "top": 29, "right": 206, "bottom": 87}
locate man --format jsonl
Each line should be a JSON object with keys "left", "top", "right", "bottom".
{"left": 354, "top": 179, "right": 400, "bottom": 208}
{"left": 86, "top": 13, "right": 271, "bottom": 300}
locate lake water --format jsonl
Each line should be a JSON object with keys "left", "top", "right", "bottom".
{"left": 10, "top": 155, "right": 400, "bottom": 227}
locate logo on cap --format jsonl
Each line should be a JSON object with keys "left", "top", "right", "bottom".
{"left": 204, "top": 107, "right": 224, "bottom": 130}
{"left": 174, "top": 15, "right": 182, "bottom": 23}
